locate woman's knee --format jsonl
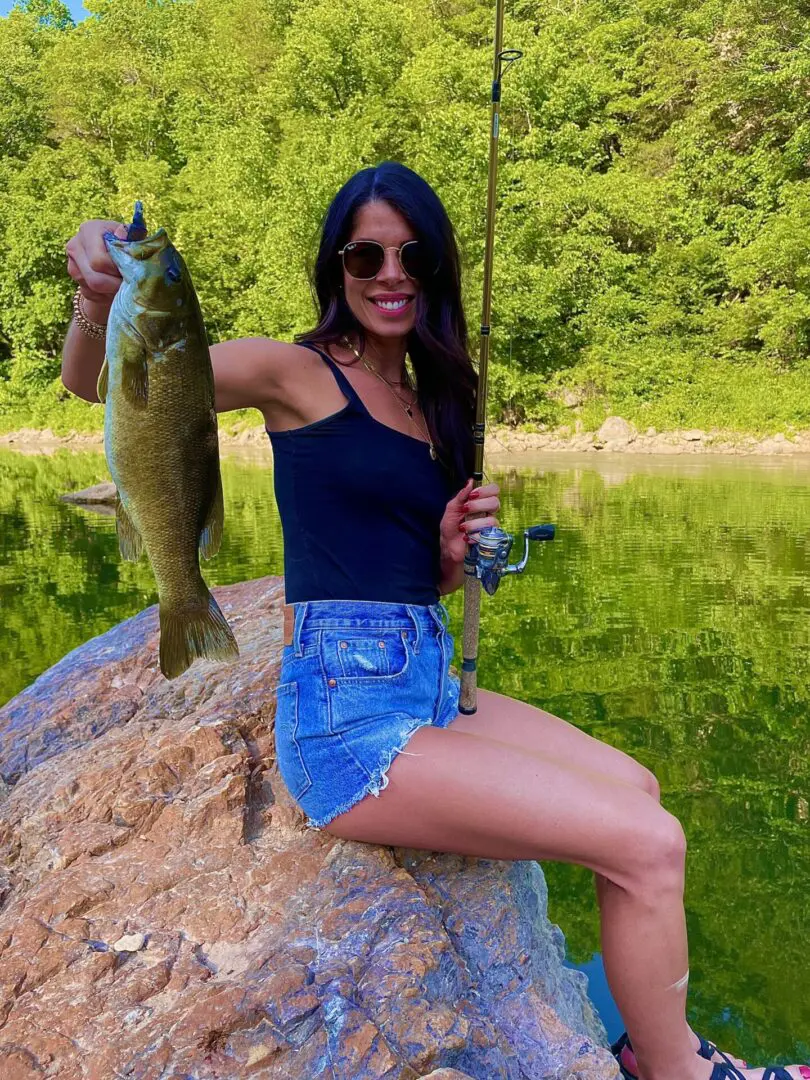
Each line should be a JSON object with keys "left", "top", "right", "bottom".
{"left": 643, "top": 767, "right": 661, "bottom": 803}
{"left": 622, "top": 808, "right": 687, "bottom": 900}
{"left": 604, "top": 742, "right": 660, "bottom": 801}
{"left": 626, "top": 760, "right": 660, "bottom": 802}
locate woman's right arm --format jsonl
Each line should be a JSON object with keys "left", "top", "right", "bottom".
{"left": 62, "top": 218, "right": 126, "bottom": 402}
{"left": 61, "top": 218, "right": 291, "bottom": 413}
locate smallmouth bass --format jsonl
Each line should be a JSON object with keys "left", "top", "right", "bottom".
{"left": 99, "top": 202, "right": 239, "bottom": 679}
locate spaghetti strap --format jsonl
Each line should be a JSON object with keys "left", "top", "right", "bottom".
{"left": 296, "top": 341, "right": 366, "bottom": 412}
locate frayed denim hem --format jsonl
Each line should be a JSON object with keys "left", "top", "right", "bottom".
{"left": 302, "top": 715, "right": 434, "bottom": 831}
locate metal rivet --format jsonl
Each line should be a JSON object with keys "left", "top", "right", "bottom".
{"left": 339, "top": 640, "right": 348, "bottom": 648}
{"left": 328, "top": 678, "right": 337, "bottom": 687}
{"left": 378, "top": 641, "right": 385, "bottom": 649}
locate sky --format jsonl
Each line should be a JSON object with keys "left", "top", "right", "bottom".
{"left": 0, "top": 1, "right": 90, "bottom": 19}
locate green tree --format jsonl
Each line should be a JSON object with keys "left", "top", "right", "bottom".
{"left": 4, "top": 0, "right": 810, "bottom": 434}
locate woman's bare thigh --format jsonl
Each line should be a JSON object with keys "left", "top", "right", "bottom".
{"left": 323, "top": 719, "right": 668, "bottom": 889}
{"left": 450, "top": 687, "right": 659, "bottom": 798}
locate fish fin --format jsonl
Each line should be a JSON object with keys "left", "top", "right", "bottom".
{"left": 97, "top": 358, "right": 109, "bottom": 403}
{"left": 198, "top": 470, "right": 224, "bottom": 560}
{"left": 158, "top": 591, "right": 239, "bottom": 679}
{"left": 122, "top": 354, "right": 149, "bottom": 407}
{"left": 115, "top": 495, "right": 143, "bottom": 561}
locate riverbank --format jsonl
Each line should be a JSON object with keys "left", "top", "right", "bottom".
{"left": 5, "top": 415, "right": 810, "bottom": 456}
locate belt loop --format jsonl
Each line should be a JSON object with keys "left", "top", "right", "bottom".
{"left": 293, "top": 602, "right": 309, "bottom": 657}
{"left": 405, "top": 604, "right": 422, "bottom": 654}
{"left": 438, "top": 601, "right": 450, "bottom": 630}
{"left": 427, "top": 602, "right": 444, "bottom": 635}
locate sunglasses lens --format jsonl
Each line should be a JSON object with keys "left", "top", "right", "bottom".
{"left": 400, "top": 241, "right": 432, "bottom": 279}
{"left": 343, "top": 242, "right": 384, "bottom": 279}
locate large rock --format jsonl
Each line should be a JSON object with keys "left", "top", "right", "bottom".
{"left": 0, "top": 577, "right": 616, "bottom": 1080}
{"left": 60, "top": 481, "right": 117, "bottom": 504}
{"left": 595, "top": 418, "right": 636, "bottom": 446}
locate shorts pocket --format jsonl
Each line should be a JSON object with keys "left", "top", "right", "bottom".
{"left": 274, "top": 681, "right": 312, "bottom": 800}
{"left": 322, "top": 628, "right": 411, "bottom": 681}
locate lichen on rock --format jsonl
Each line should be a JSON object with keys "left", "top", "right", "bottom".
{"left": 0, "top": 576, "right": 617, "bottom": 1079}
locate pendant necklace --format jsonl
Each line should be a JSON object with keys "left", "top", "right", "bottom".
{"left": 341, "top": 337, "right": 438, "bottom": 460}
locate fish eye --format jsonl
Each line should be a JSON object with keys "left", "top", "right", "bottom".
{"left": 160, "top": 248, "right": 182, "bottom": 282}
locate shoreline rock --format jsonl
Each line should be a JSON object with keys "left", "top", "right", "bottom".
{"left": 5, "top": 419, "right": 810, "bottom": 458}
{"left": 0, "top": 576, "right": 617, "bottom": 1079}
{"left": 486, "top": 418, "right": 810, "bottom": 458}
{"left": 60, "top": 481, "right": 117, "bottom": 504}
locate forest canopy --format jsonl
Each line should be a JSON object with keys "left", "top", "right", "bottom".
{"left": 2, "top": 0, "right": 810, "bottom": 433}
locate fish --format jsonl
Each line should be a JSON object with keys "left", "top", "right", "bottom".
{"left": 98, "top": 201, "right": 239, "bottom": 679}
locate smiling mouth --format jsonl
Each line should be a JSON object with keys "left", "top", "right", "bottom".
{"left": 369, "top": 297, "right": 413, "bottom": 312}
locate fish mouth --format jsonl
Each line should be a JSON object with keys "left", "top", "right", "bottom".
{"left": 104, "top": 227, "right": 171, "bottom": 260}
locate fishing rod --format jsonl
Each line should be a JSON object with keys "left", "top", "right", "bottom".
{"left": 459, "top": 0, "right": 555, "bottom": 715}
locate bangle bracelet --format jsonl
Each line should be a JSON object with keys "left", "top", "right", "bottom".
{"left": 72, "top": 288, "right": 107, "bottom": 340}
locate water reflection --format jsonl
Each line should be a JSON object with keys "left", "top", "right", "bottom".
{"left": 2, "top": 447, "right": 810, "bottom": 1061}
{"left": 0, "top": 446, "right": 284, "bottom": 704}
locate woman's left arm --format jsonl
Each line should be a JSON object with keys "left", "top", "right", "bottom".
{"left": 438, "top": 478, "right": 501, "bottom": 595}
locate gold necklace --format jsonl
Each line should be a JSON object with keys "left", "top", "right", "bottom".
{"left": 341, "top": 337, "right": 437, "bottom": 460}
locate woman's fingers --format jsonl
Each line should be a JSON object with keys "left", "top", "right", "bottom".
{"left": 66, "top": 242, "right": 122, "bottom": 296}
{"left": 65, "top": 256, "right": 115, "bottom": 303}
{"left": 460, "top": 514, "right": 499, "bottom": 536}
{"left": 86, "top": 220, "right": 128, "bottom": 273}
{"left": 465, "top": 482, "right": 500, "bottom": 513}
{"left": 449, "top": 478, "right": 474, "bottom": 509}
{"left": 445, "top": 479, "right": 501, "bottom": 542}
{"left": 65, "top": 220, "right": 127, "bottom": 300}
{"left": 465, "top": 497, "right": 499, "bottom": 514}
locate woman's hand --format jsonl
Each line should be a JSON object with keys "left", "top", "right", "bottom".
{"left": 62, "top": 219, "right": 128, "bottom": 402}
{"left": 439, "top": 477, "right": 501, "bottom": 567}
{"left": 65, "top": 219, "right": 128, "bottom": 311}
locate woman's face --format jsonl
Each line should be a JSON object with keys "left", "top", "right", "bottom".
{"left": 342, "top": 200, "right": 420, "bottom": 341}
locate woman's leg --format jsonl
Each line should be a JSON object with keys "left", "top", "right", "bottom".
{"left": 323, "top": 720, "right": 804, "bottom": 1080}
{"left": 450, "top": 686, "right": 660, "bottom": 798}
{"left": 449, "top": 689, "right": 746, "bottom": 1070}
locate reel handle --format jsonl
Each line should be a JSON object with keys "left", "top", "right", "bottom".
{"left": 527, "top": 524, "right": 555, "bottom": 542}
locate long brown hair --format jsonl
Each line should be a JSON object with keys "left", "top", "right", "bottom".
{"left": 295, "top": 161, "right": 477, "bottom": 488}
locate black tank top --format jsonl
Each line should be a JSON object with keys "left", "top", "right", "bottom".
{"left": 266, "top": 343, "right": 455, "bottom": 605}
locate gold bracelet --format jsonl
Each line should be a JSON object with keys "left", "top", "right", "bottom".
{"left": 71, "top": 288, "right": 107, "bottom": 340}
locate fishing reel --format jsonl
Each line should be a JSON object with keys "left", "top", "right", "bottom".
{"left": 465, "top": 523, "right": 555, "bottom": 595}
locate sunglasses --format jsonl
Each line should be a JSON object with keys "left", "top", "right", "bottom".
{"left": 337, "top": 240, "right": 437, "bottom": 281}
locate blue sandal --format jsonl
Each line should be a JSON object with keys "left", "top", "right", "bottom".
{"left": 611, "top": 1030, "right": 745, "bottom": 1079}
{"left": 708, "top": 1066, "right": 809, "bottom": 1080}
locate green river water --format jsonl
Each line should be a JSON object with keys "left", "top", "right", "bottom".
{"left": 1, "top": 445, "right": 808, "bottom": 1064}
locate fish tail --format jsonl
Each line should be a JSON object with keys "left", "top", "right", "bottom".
{"left": 158, "top": 590, "right": 239, "bottom": 679}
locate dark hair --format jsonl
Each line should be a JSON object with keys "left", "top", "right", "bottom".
{"left": 295, "top": 161, "right": 476, "bottom": 489}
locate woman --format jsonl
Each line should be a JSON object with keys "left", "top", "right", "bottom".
{"left": 62, "top": 161, "right": 807, "bottom": 1080}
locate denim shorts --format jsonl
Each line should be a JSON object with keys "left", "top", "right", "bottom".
{"left": 274, "top": 599, "right": 461, "bottom": 829}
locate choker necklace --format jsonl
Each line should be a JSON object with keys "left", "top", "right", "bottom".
{"left": 341, "top": 337, "right": 437, "bottom": 460}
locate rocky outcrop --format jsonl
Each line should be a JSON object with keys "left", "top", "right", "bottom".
{"left": 60, "top": 481, "right": 117, "bottom": 504}
{"left": 0, "top": 576, "right": 617, "bottom": 1080}
{"left": 486, "top": 422, "right": 810, "bottom": 457}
